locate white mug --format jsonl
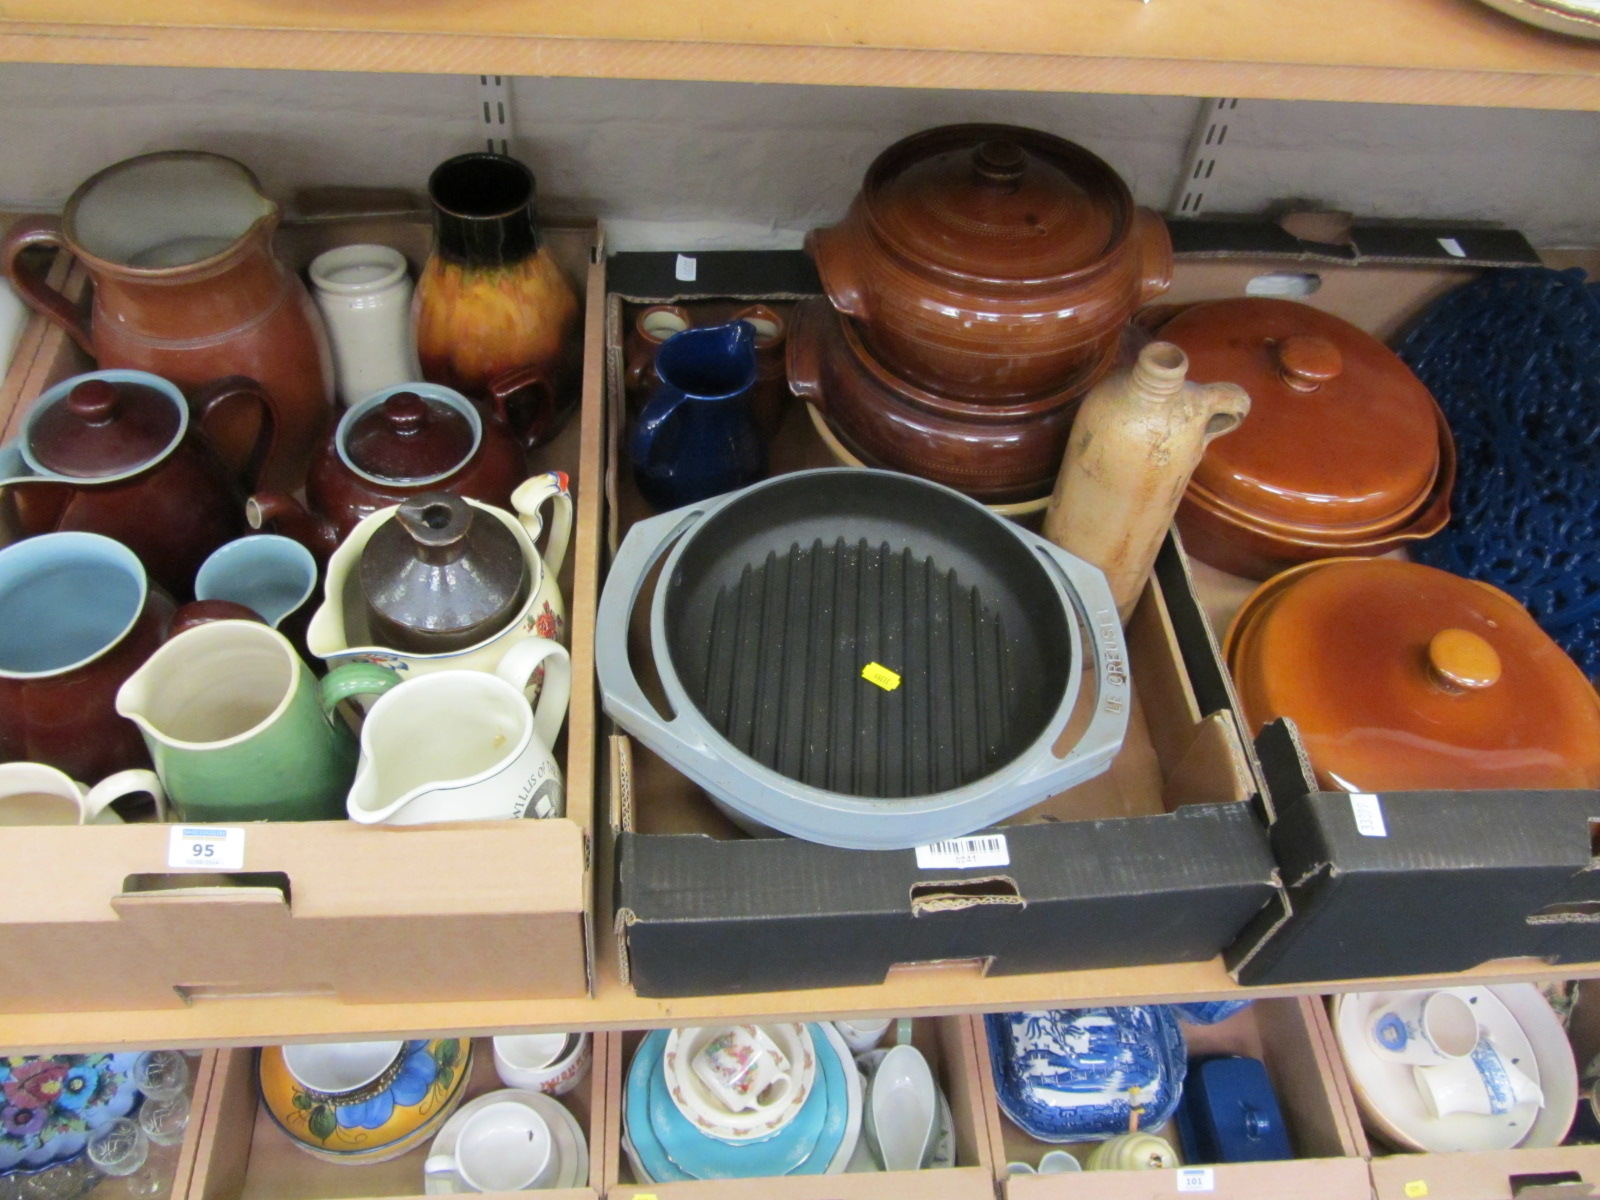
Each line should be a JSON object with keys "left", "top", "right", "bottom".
{"left": 834, "top": 1017, "right": 892, "bottom": 1054}
{"left": 345, "top": 636, "right": 571, "bottom": 825}
{"left": 493, "top": 1032, "right": 591, "bottom": 1096}
{"left": 424, "top": 1100, "right": 554, "bottom": 1192}
{"left": 691, "top": 1025, "right": 794, "bottom": 1115}
{"left": 1038, "top": 1150, "right": 1084, "bottom": 1174}
{"left": 1415, "top": 1039, "right": 1545, "bottom": 1118}
{"left": 0, "top": 762, "right": 164, "bottom": 826}
{"left": 1369, "top": 991, "right": 1479, "bottom": 1066}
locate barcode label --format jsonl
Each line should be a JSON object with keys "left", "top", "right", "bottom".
{"left": 674, "top": 254, "right": 697, "bottom": 281}
{"left": 916, "top": 834, "right": 1009, "bottom": 870}
{"left": 1350, "top": 793, "right": 1388, "bottom": 837}
{"left": 1177, "top": 1167, "right": 1215, "bottom": 1192}
{"left": 167, "top": 825, "right": 246, "bottom": 870}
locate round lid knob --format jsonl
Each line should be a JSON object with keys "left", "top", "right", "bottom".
{"left": 972, "top": 140, "right": 1026, "bottom": 190}
{"left": 27, "top": 375, "right": 184, "bottom": 479}
{"left": 341, "top": 391, "right": 477, "bottom": 484}
{"left": 1427, "top": 628, "right": 1502, "bottom": 692}
{"left": 1226, "top": 558, "right": 1600, "bottom": 792}
{"left": 1276, "top": 335, "right": 1343, "bottom": 392}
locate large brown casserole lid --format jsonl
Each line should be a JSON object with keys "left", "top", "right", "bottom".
{"left": 1163, "top": 298, "right": 1446, "bottom": 535}
{"left": 1225, "top": 558, "right": 1600, "bottom": 793}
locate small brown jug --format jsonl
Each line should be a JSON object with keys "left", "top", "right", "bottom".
{"left": 1043, "top": 342, "right": 1250, "bottom": 621}
{"left": 358, "top": 492, "right": 530, "bottom": 654}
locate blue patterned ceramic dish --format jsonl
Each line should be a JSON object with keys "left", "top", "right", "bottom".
{"left": 1173, "top": 1000, "right": 1255, "bottom": 1026}
{"left": 0, "top": 1054, "right": 141, "bottom": 1176}
{"left": 986, "top": 1008, "right": 1187, "bottom": 1143}
{"left": 627, "top": 1026, "right": 847, "bottom": 1180}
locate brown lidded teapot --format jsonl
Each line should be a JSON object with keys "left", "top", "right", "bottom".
{"left": 0, "top": 369, "right": 273, "bottom": 600}
{"left": 248, "top": 382, "right": 525, "bottom": 559}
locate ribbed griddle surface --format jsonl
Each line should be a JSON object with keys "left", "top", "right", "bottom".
{"left": 682, "top": 537, "right": 1016, "bottom": 798}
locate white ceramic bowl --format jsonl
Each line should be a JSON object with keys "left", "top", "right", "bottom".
{"left": 493, "top": 1032, "right": 591, "bottom": 1096}
{"left": 282, "top": 1040, "right": 404, "bottom": 1095}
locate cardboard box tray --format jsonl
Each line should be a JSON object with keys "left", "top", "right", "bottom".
{"left": 0, "top": 216, "right": 605, "bottom": 1014}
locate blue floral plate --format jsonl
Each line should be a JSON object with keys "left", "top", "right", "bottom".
{"left": 985, "top": 1008, "right": 1187, "bottom": 1144}
{"left": 627, "top": 1026, "right": 847, "bottom": 1181}
{"left": 0, "top": 1054, "right": 140, "bottom": 1176}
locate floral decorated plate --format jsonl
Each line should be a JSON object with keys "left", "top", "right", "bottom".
{"left": 0, "top": 1054, "right": 140, "bottom": 1176}
{"left": 985, "top": 1008, "right": 1187, "bottom": 1143}
{"left": 259, "top": 1039, "right": 472, "bottom": 1164}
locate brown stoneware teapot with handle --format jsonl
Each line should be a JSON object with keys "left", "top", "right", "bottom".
{"left": 0, "top": 151, "right": 334, "bottom": 492}
{"left": 247, "top": 382, "right": 525, "bottom": 560}
{"left": 359, "top": 491, "right": 531, "bottom": 654}
{"left": 0, "top": 368, "right": 274, "bottom": 600}
{"left": 807, "top": 124, "right": 1172, "bottom": 401}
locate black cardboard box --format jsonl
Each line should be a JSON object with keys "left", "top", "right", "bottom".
{"left": 602, "top": 250, "right": 1283, "bottom": 998}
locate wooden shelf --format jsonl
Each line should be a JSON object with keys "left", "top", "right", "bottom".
{"left": 0, "top": 0, "right": 1598, "bottom": 110}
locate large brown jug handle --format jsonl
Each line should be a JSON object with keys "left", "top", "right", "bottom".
{"left": 1134, "top": 208, "right": 1175, "bottom": 305}
{"left": 193, "top": 375, "right": 279, "bottom": 492}
{"left": 489, "top": 363, "right": 558, "bottom": 450}
{"left": 0, "top": 216, "right": 95, "bottom": 356}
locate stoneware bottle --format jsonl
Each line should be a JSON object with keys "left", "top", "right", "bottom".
{"left": 1044, "top": 341, "right": 1249, "bottom": 621}
{"left": 308, "top": 243, "right": 422, "bottom": 407}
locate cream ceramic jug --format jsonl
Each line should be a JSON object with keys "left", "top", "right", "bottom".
{"left": 345, "top": 635, "right": 571, "bottom": 825}
{"left": 0, "top": 762, "right": 165, "bottom": 825}
{"left": 306, "top": 473, "right": 570, "bottom": 693}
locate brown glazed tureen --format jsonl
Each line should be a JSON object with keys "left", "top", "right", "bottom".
{"left": 806, "top": 124, "right": 1172, "bottom": 401}
{"left": 1158, "top": 298, "right": 1455, "bottom": 579}
{"left": 1225, "top": 558, "right": 1600, "bottom": 793}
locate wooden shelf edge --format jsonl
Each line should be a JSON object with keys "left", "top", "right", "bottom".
{"left": 0, "top": 24, "right": 1597, "bottom": 111}
{"left": 1, "top": 952, "right": 1593, "bottom": 1056}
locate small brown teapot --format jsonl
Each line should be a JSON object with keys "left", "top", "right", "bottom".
{"left": 0, "top": 369, "right": 274, "bottom": 599}
{"left": 248, "top": 382, "right": 525, "bottom": 559}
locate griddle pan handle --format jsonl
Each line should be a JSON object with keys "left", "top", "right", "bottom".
{"left": 596, "top": 505, "right": 715, "bottom": 759}
{"left": 1013, "top": 535, "right": 1133, "bottom": 785}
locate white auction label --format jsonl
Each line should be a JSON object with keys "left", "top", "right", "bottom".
{"left": 915, "top": 834, "right": 1009, "bottom": 870}
{"left": 167, "top": 825, "right": 246, "bottom": 871}
{"left": 1176, "top": 1167, "right": 1215, "bottom": 1192}
{"left": 1437, "top": 237, "right": 1466, "bottom": 258}
{"left": 674, "top": 254, "right": 698, "bottom": 282}
{"left": 1350, "top": 793, "right": 1388, "bottom": 838}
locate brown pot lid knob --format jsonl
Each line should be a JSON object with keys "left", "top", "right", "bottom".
{"left": 1276, "top": 334, "right": 1343, "bottom": 392}
{"left": 1428, "top": 628, "right": 1502, "bottom": 692}
{"left": 972, "top": 140, "right": 1026, "bottom": 191}
{"left": 382, "top": 391, "right": 429, "bottom": 434}
{"left": 67, "top": 379, "right": 121, "bottom": 424}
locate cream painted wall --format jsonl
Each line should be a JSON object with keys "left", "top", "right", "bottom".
{"left": 0, "top": 64, "right": 1595, "bottom": 248}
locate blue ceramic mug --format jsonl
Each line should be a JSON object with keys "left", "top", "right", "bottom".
{"left": 631, "top": 320, "right": 765, "bottom": 510}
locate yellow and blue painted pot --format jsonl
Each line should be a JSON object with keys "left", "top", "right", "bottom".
{"left": 258, "top": 1039, "right": 472, "bottom": 1164}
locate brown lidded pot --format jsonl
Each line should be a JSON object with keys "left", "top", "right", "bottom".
{"left": 787, "top": 297, "right": 1078, "bottom": 504}
{"left": 247, "top": 382, "right": 525, "bottom": 559}
{"left": 807, "top": 123, "right": 1173, "bottom": 402}
{"left": 1159, "top": 297, "right": 1456, "bottom": 580}
{"left": 1225, "top": 558, "right": 1600, "bottom": 793}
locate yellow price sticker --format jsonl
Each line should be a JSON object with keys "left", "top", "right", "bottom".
{"left": 861, "top": 662, "right": 902, "bottom": 691}
{"left": 1404, "top": 1182, "right": 1428, "bottom": 1198}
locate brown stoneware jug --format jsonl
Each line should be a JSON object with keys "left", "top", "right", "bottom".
{"left": 359, "top": 491, "right": 531, "bottom": 654}
{"left": 1044, "top": 342, "right": 1250, "bottom": 621}
{"left": 248, "top": 382, "right": 526, "bottom": 560}
{"left": 0, "top": 369, "right": 275, "bottom": 600}
{"left": 0, "top": 152, "right": 335, "bottom": 492}
{"left": 0, "top": 532, "right": 175, "bottom": 780}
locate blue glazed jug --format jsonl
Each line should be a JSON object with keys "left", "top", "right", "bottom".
{"left": 631, "top": 321, "right": 765, "bottom": 510}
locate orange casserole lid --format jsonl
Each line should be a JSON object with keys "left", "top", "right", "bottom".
{"left": 1226, "top": 558, "right": 1600, "bottom": 794}
{"left": 1164, "top": 298, "right": 1446, "bottom": 534}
